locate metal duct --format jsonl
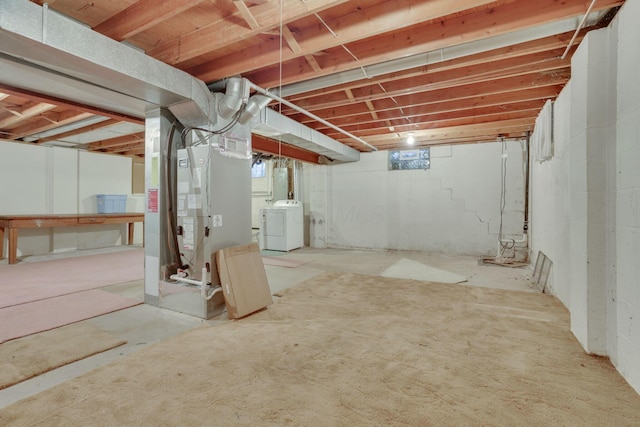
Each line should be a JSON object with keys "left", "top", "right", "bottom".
{"left": 0, "top": 0, "right": 360, "bottom": 162}
{"left": 218, "top": 77, "right": 246, "bottom": 119}
{"left": 251, "top": 107, "right": 360, "bottom": 163}
{"left": 238, "top": 94, "right": 272, "bottom": 125}
{"left": 0, "top": 0, "right": 215, "bottom": 128}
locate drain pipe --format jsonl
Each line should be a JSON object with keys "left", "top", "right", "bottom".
{"left": 245, "top": 81, "right": 378, "bottom": 152}
{"left": 524, "top": 131, "right": 530, "bottom": 236}
{"left": 561, "top": 0, "right": 597, "bottom": 60}
{"left": 169, "top": 267, "right": 222, "bottom": 300}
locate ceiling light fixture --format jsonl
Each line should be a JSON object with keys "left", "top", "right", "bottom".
{"left": 406, "top": 132, "right": 415, "bottom": 145}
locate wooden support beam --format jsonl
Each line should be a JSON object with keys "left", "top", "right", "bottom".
{"left": 88, "top": 132, "right": 146, "bottom": 150}
{"left": 234, "top": 1, "right": 261, "bottom": 30}
{"left": 149, "top": 0, "right": 349, "bottom": 64}
{"left": 288, "top": 49, "right": 570, "bottom": 110}
{"left": 364, "top": 100, "right": 378, "bottom": 121}
{"left": 0, "top": 84, "right": 143, "bottom": 125}
{"left": 321, "top": 101, "right": 546, "bottom": 136}
{"left": 0, "top": 102, "right": 56, "bottom": 128}
{"left": 93, "top": 0, "right": 204, "bottom": 41}
{"left": 111, "top": 142, "right": 146, "bottom": 154}
{"left": 352, "top": 118, "right": 535, "bottom": 146}
{"left": 228, "top": 0, "right": 621, "bottom": 88}
{"left": 305, "top": 55, "right": 323, "bottom": 73}
{"left": 286, "top": 31, "right": 584, "bottom": 102}
{"left": 293, "top": 86, "right": 561, "bottom": 130}
{"left": 281, "top": 24, "right": 302, "bottom": 53}
{"left": 326, "top": 109, "right": 541, "bottom": 139}
{"left": 283, "top": 72, "right": 569, "bottom": 117}
{"left": 190, "top": 0, "right": 501, "bottom": 81}
{"left": 252, "top": 134, "right": 320, "bottom": 164}
{"left": 8, "top": 112, "right": 94, "bottom": 141}
{"left": 36, "top": 119, "right": 120, "bottom": 144}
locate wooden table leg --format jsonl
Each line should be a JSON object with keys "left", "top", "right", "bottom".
{"left": 0, "top": 226, "right": 4, "bottom": 260}
{"left": 8, "top": 228, "right": 18, "bottom": 265}
{"left": 128, "top": 222, "right": 134, "bottom": 245}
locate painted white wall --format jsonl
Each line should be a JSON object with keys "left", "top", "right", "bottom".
{"left": 613, "top": 0, "right": 640, "bottom": 393}
{"left": 76, "top": 151, "right": 132, "bottom": 249}
{"left": 251, "top": 159, "right": 274, "bottom": 229}
{"left": 529, "top": 85, "right": 572, "bottom": 307}
{"left": 530, "top": 0, "right": 640, "bottom": 393}
{"left": 305, "top": 140, "right": 526, "bottom": 255}
{"left": 50, "top": 147, "right": 80, "bottom": 251}
{"left": 0, "top": 141, "right": 133, "bottom": 257}
{"left": 0, "top": 141, "right": 50, "bottom": 256}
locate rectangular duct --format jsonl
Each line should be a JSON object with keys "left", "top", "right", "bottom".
{"left": 0, "top": 0, "right": 360, "bottom": 162}
{"left": 252, "top": 107, "right": 360, "bottom": 163}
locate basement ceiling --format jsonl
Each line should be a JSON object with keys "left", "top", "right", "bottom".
{"left": 0, "top": 0, "right": 624, "bottom": 159}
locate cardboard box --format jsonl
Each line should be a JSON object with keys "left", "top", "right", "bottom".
{"left": 215, "top": 242, "right": 272, "bottom": 319}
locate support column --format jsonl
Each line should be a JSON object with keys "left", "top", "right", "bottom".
{"left": 569, "top": 27, "right": 616, "bottom": 355}
{"left": 144, "top": 108, "right": 176, "bottom": 306}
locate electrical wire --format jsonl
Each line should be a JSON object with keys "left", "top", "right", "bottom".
{"left": 179, "top": 106, "right": 243, "bottom": 146}
{"left": 164, "top": 121, "right": 187, "bottom": 270}
{"left": 498, "top": 138, "right": 516, "bottom": 258}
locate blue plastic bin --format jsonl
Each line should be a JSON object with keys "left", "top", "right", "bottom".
{"left": 97, "top": 194, "right": 127, "bottom": 213}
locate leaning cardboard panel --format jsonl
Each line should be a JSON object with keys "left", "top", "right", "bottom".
{"left": 215, "top": 242, "right": 273, "bottom": 319}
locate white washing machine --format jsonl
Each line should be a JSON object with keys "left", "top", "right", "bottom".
{"left": 259, "top": 200, "right": 304, "bottom": 251}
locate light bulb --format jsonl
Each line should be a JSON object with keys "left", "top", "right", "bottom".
{"left": 406, "top": 132, "right": 415, "bottom": 145}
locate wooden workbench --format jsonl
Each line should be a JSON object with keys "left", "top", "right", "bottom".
{"left": 0, "top": 213, "right": 144, "bottom": 265}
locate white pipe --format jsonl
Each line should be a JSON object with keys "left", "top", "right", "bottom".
{"left": 561, "top": 0, "right": 597, "bottom": 60}
{"left": 169, "top": 267, "right": 224, "bottom": 301}
{"left": 170, "top": 267, "right": 208, "bottom": 289}
{"left": 246, "top": 80, "right": 378, "bottom": 152}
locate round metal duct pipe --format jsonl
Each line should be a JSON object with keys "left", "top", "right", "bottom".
{"left": 217, "top": 77, "right": 244, "bottom": 119}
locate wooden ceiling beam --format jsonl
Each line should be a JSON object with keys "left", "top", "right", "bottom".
{"left": 0, "top": 84, "right": 143, "bottom": 125}
{"left": 35, "top": 119, "right": 121, "bottom": 144}
{"left": 149, "top": 0, "right": 349, "bottom": 65}
{"left": 252, "top": 134, "right": 320, "bottom": 164}
{"left": 288, "top": 54, "right": 570, "bottom": 111}
{"left": 286, "top": 30, "right": 585, "bottom": 102}
{"left": 287, "top": 72, "right": 567, "bottom": 121}
{"left": 234, "top": 1, "right": 261, "bottom": 30}
{"left": 328, "top": 110, "right": 540, "bottom": 140}
{"left": 0, "top": 101, "right": 57, "bottom": 128}
{"left": 372, "top": 134, "right": 526, "bottom": 150}
{"left": 354, "top": 118, "right": 535, "bottom": 146}
{"left": 292, "top": 85, "right": 562, "bottom": 127}
{"left": 119, "top": 147, "right": 146, "bottom": 157}
{"left": 109, "top": 141, "right": 146, "bottom": 153}
{"left": 8, "top": 111, "right": 94, "bottom": 141}
{"left": 321, "top": 103, "right": 545, "bottom": 137}
{"left": 88, "top": 132, "right": 146, "bottom": 150}
{"left": 93, "top": 0, "right": 204, "bottom": 41}
{"left": 226, "top": 0, "right": 622, "bottom": 88}
{"left": 191, "top": 0, "right": 500, "bottom": 81}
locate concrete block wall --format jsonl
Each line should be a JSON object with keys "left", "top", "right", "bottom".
{"left": 0, "top": 141, "right": 133, "bottom": 257}
{"left": 530, "top": 0, "right": 640, "bottom": 393}
{"left": 529, "top": 84, "right": 572, "bottom": 307}
{"left": 304, "top": 140, "right": 526, "bottom": 255}
{"left": 614, "top": 0, "right": 640, "bottom": 392}
{"left": 568, "top": 27, "right": 614, "bottom": 355}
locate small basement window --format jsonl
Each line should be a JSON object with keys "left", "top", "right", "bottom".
{"left": 388, "top": 148, "right": 430, "bottom": 170}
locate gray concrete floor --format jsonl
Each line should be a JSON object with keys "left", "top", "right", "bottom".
{"left": 0, "top": 246, "right": 534, "bottom": 409}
